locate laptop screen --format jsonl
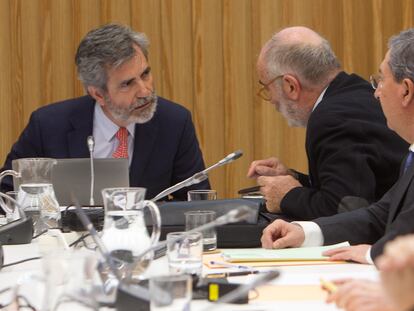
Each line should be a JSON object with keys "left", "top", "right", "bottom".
{"left": 12, "top": 158, "right": 129, "bottom": 206}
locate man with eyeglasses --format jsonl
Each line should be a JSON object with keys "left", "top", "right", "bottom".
{"left": 247, "top": 26, "right": 407, "bottom": 220}
{"left": 261, "top": 28, "right": 414, "bottom": 267}
{"left": 322, "top": 27, "right": 414, "bottom": 311}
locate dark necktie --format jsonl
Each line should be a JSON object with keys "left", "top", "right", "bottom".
{"left": 403, "top": 151, "right": 414, "bottom": 173}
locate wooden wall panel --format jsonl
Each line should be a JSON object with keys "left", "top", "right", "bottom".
{"left": 0, "top": 0, "right": 13, "bottom": 157}
{"left": 191, "top": 0, "right": 225, "bottom": 198}
{"left": 223, "top": 0, "right": 255, "bottom": 195}
{"left": 1, "top": 0, "right": 413, "bottom": 199}
{"left": 160, "top": 0, "right": 194, "bottom": 111}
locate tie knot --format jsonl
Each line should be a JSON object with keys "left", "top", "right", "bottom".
{"left": 115, "top": 127, "right": 128, "bottom": 140}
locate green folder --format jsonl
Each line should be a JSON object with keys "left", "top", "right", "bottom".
{"left": 221, "top": 242, "right": 350, "bottom": 262}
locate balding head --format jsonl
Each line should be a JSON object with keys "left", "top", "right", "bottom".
{"left": 259, "top": 26, "right": 340, "bottom": 89}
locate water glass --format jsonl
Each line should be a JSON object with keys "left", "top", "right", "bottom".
{"left": 167, "top": 232, "right": 203, "bottom": 276}
{"left": 185, "top": 211, "right": 217, "bottom": 251}
{"left": 187, "top": 190, "right": 217, "bottom": 201}
{"left": 150, "top": 274, "right": 192, "bottom": 311}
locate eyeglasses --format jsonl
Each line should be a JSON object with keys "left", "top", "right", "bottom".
{"left": 257, "top": 75, "right": 284, "bottom": 101}
{"left": 370, "top": 74, "right": 382, "bottom": 90}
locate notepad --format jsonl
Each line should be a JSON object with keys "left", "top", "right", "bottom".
{"left": 221, "top": 242, "right": 350, "bottom": 262}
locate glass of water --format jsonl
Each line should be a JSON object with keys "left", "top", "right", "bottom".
{"left": 185, "top": 211, "right": 217, "bottom": 251}
{"left": 187, "top": 190, "right": 217, "bottom": 201}
{"left": 167, "top": 231, "right": 203, "bottom": 276}
{"left": 150, "top": 274, "right": 192, "bottom": 311}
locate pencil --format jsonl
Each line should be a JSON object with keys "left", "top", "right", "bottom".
{"left": 320, "top": 278, "right": 338, "bottom": 293}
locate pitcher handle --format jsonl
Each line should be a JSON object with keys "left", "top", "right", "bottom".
{"left": 0, "top": 169, "right": 20, "bottom": 214}
{"left": 142, "top": 200, "right": 161, "bottom": 246}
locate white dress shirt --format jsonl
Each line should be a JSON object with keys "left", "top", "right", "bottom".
{"left": 92, "top": 103, "right": 135, "bottom": 165}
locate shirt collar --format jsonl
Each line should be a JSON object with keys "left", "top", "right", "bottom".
{"left": 311, "top": 86, "right": 328, "bottom": 112}
{"left": 94, "top": 103, "right": 135, "bottom": 141}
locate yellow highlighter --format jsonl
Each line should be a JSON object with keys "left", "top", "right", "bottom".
{"left": 320, "top": 278, "right": 338, "bottom": 293}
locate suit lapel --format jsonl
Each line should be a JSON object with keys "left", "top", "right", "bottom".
{"left": 129, "top": 116, "right": 159, "bottom": 185}
{"left": 388, "top": 161, "right": 414, "bottom": 221}
{"left": 67, "top": 99, "right": 95, "bottom": 158}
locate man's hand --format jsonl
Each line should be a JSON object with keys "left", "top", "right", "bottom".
{"left": 326, "top": 279, "right": 396, "bottom": 311}
{"left": 377, "top": 235, "right": 414, "bottom": 270}
{"left": 377, "top": 235, "right": 414, "bottom": 311}
{"left": 261, "top": 219, "right": 305, "bottom": 249}
{"left": 322, "top": 244, "right": 371, "bottom": 263}
{"left": 258, "top": 175, "right": 302, "bottom": 213}
{"left": 247, "top": 157, "right": 289, "bottom": 178}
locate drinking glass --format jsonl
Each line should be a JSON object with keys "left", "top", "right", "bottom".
{"left": 167, "top": 231, "right": 203, "bottom": 276}
{"left": 187, "top": 190, "right": 217, "bottom": 201}
{"left": 185, "top": 211, "right": 217, "bottom": 251}
{"left": 150, "top": 274, "right": 192, "bottom": 311}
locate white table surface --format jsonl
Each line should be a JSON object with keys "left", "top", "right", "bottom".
{"left": 0, "top": 233, "right": 379, "bottom": 310}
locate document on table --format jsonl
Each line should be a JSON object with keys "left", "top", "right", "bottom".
{"left": 221, "top": 242, "right": 350, "bottom": 262}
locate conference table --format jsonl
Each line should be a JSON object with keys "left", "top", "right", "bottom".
{"left": 0, "top": 233, "right": 379, "bottom": 310}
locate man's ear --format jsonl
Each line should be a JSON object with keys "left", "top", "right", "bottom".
{"left": 87, "top": 86, "right": 106, "bottom": 106}
{"left": 402, "top": 78, "right": 414, "bottom": 107}
{"left": 282, "top": 74, "right": 300, "bottom": 100}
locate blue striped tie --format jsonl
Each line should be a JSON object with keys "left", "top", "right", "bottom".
{"left": 403, "top": 151, "right": 414, "bottom": 173}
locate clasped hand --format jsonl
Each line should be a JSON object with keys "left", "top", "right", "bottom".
{"left": 247, "top": 157, "right": 302, "bottom": 213}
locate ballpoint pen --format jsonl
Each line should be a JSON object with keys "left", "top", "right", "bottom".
{"left": 206, "top": 270, "right": 260, "bottom": 278}
{"left": 209, "top": 260, "right": 251, "bottom": 269}
{"left": 320, "top": 278, "right": 338, "bottom": 293}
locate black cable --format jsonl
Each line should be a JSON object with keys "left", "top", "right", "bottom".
{"left": 2, "top": 256, "right": 41, "bottom": 268}
{"left": 16, "top": 295, "right": 37, "bottom": 311}
{"left": 32, "top": 229, "right": 48, "bottom": 239}
{"left": 69, "top": 233, "right": 90, "bottom": 247}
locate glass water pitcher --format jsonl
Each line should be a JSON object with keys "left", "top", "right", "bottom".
{"left": 0, "top": 158, "right": 61, "bottom": 234}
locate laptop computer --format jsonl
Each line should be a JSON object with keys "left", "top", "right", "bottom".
{"left": 12, "top": 158, "right": 129, "bottom": 206}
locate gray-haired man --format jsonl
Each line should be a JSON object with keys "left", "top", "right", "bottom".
{"left": 0, "top": 24, "right": 210, "bottom": 200}
{"left": 261, "top": 28, "right": 414, "bottom": 265}
{"left": 247, "top": 26, "right": 407, "bottom": 220}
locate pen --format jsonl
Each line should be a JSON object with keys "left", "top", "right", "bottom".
{"left": 237, "top": 185, "right": 261, "bottom": 195}
{"left": 209, "top": 260, "right": 251, "bottom": 269}
{"left": 206, "top": 270, "right": 260, "bottom": 278}
{"left": 320, "top": 278, "right": 338, "bottom": 293}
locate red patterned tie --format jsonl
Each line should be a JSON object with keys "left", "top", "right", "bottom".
{"left": 112, "top": 127, "right": 129, "bottom": 158}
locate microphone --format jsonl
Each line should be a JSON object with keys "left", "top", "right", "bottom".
{"left": 87, "top": 136, "right": 95, "bottom": 206}
{"left": 151, "top": 150, "right": 243, "bottom": 202}
{"left": 135, "top": 205, "right": 255, "bottom": 261}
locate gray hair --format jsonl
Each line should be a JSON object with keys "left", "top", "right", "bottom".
{"left": 262, "top": 34, "right": 340, "bottom": 88}
{"left": 75, "top": 23, "right": 149, "bottom": 90}
{"left": 388, "top": 28, "right": 414, "bottom": 82}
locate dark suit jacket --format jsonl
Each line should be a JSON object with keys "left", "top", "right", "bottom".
{"left": 280, "top": 72, "right": 408, "bottom": 220}
{"left": 315, "top": 155, "right": 414, "bottom": 260}
{"left": 0, "top": 95, "right": 210, "bottom": 200}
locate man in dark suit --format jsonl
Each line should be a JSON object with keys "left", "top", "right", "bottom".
{"left": 0, "top": 24, "right": 209, "bottom": 200}
{"left": 261, "top": 28, "right": 414, "bottom": 265}
{"left": 247, "top": 26, "right": 407, "bottom": 220}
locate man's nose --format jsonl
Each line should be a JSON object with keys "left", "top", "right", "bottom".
{"left": 136, "top": 79, "right": 152, "bottom": 97}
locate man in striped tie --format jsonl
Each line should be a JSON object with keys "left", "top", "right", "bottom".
{"left": 0, "top": 24, "right": 210, "bottom": 200}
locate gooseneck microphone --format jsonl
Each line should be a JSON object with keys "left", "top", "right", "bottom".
{"left": 87, "top": 136, "right": 95, "bottom": 206}
{"left": 151, "top": 150, "right": 243, "bottom": 202}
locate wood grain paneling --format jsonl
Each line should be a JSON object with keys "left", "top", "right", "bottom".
{"left": 1, "top": 0, "right": 413, "bottom": 198}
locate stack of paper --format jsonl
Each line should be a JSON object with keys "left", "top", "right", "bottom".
{"left": 221, "top": 242, "right": 350, "bottom": 262}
